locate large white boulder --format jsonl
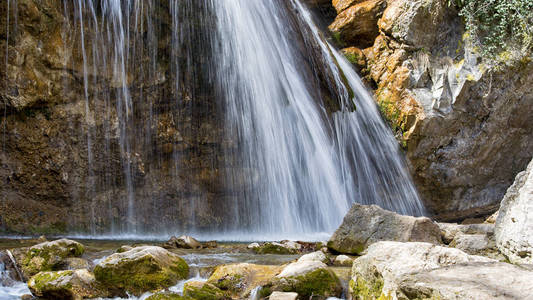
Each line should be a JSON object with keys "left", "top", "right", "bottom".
{"left": 350, "top": 241, "right": 494, "bottom": 299}
{"left": 495, "top": 158, "right": 533, "bottom": 264}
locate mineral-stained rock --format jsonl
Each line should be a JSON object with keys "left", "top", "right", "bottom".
{"left": 28, "top": 269, "right": 109, "bottom": 300}
{"left": 349, "top": 241, "right": 494, "bottom": 299}
{"left": 329, "top": 0, "right": 387, "bottom": 48}
{"left": 12, "top": 239, "right": 85, "bottom": 279}
{"left": 93, "top": 246, "right": 189, "bottom": 296}
{"left": 332, "top": 0, "right": 362, "bottom": 13}
{"left": 495, "top": 158, "right": 533, "bottom": 264}
{"left": 183, "top": 281, "right": 229, "bottom": 300}
{"left": 328, "top": 203, "right": 442, "bottom": 254}
{"left": 207, "top": 263, "right": 282, "bottom": 298}
{"left": 263, "top": 260, "right": 342, "bottom": 299}
{"left": 397, "top": 262, "right": 533, "bottom": 299}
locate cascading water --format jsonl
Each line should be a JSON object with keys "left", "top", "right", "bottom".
{"left": 1, "top": 0, "right": 424, "bottom": 240}
{"left": 213, "top": 0, "right": 425, "bottom": 238}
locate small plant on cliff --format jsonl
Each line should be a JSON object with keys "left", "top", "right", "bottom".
{"left": 449, "top": 0, "right": 533, "bottom": 60}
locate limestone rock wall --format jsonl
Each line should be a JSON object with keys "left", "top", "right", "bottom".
{"left": 330, "top": 0, "right": 533, "bottom": 220}
{"left": 0, "top": 0, "right": 231, "bottom": 234}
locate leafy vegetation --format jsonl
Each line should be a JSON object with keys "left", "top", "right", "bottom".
{"left": 448, "top": 0, "right": 533, "bottom": 60}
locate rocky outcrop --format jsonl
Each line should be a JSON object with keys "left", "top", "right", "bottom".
{"left": 12, "top": 239, "right": 85, "bottom": 279}
{"left": 28, "top": 269, "right": 108, "bottom": 300}
{"left": 332, "top": 0, "right": 533, "bottom": 220}
{"left": 328, "top": 203, "right": 442, "bottom": 254}
{"left": 93, "top": 246, "right": 189, "bottom": 296}
{"left": 495, "top": 158, "right": 533, "bottom": 264}
{"left": 349, "top": 241, "right": 494, "bottom": 299}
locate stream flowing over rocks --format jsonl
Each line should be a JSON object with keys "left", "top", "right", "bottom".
{"left": 1, "top": 0, "right": 533, "bottom": 299}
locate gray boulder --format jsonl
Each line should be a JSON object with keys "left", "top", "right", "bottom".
{"left": 495, "top": 158, "right": 533, "bottom": 264}
{"left": 328, "top": 203, "right": 442, "bottom": 254}
{"left": 350, "top": 241, "right": 494, "bottom": 299}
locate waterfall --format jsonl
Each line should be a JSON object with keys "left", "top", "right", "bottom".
{"left": 213, "top": 0, "right": 425, "bottom": 238}
{"left": 2, "top": 0, "right": 425, "bottom": 240}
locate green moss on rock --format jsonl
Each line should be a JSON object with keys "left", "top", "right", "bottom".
{"left": 146, "top": 293, "right": 194, "bottom": 300}
{"left": 94, "top": 246, "right": 189, "bottom": 296}
{"left": 18, "top": 239, "right": 85, "bottom": 278}
{"left": 266, "top": 262, "right": 342, "bottom": 299}
{"left": 183, "top": 281, "right": 229, "bottom": 300}
{"left": 350, "top": 275, "right": 386, "bottom": 300}
{"left": 254, "top": 243, "right": 297, "bottom": 255}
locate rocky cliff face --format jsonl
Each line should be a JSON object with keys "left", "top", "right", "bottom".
{"left": 0, "top": 0, "right": 232, "bottom": 234}
{"left": 330, "top": 0, "right": 533, "bottom": 220}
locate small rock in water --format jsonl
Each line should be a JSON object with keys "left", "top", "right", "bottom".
{"left": 202, "top": 240, "right": 218, "bottom": 248}
{"left": 269, "top": 291, "right": 298, "bottom": 300}
{"left": 252, "top": 242, "right": 302, "bottom": 254}
{"left": 247, "top": 242, "right": 260, "bottom": 249}
{"left": 164, "top": 235, "right": 203, "bottom": 249}
{"left": 207, "top": 263, "right": 282, "bottom": 298}
{"left": 334, "top": 255, "right": 353, "bottom": 266}
{"left": 298, "top": 251, "right": 329, "bottom": 264}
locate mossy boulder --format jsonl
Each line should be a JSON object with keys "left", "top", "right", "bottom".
{"left": 252, "top": 242, "right": 301, "bottom": 255}
{"left": 183, "top": 281, "right": 229, "bottom": 300}
{"left": 93, "top": 246, "right": 189, "bottom": 296}
{"left": 207, "top": 263, "right": 282, "bottom": 298}
{"left": 14, "top": 239, "right": 85, "bottom": 279}
{"left": 263, "top": 261, "right": 342, "bottom": 299}
{"left": 146, "top": 293, "right": 194, "bottom": 300}
{"left": 28, "top": 269, "right": 108, "bottom": 300}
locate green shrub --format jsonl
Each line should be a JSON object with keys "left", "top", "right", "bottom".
{"left": 448, "top": 0, "right": 533, "bottom": 60}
